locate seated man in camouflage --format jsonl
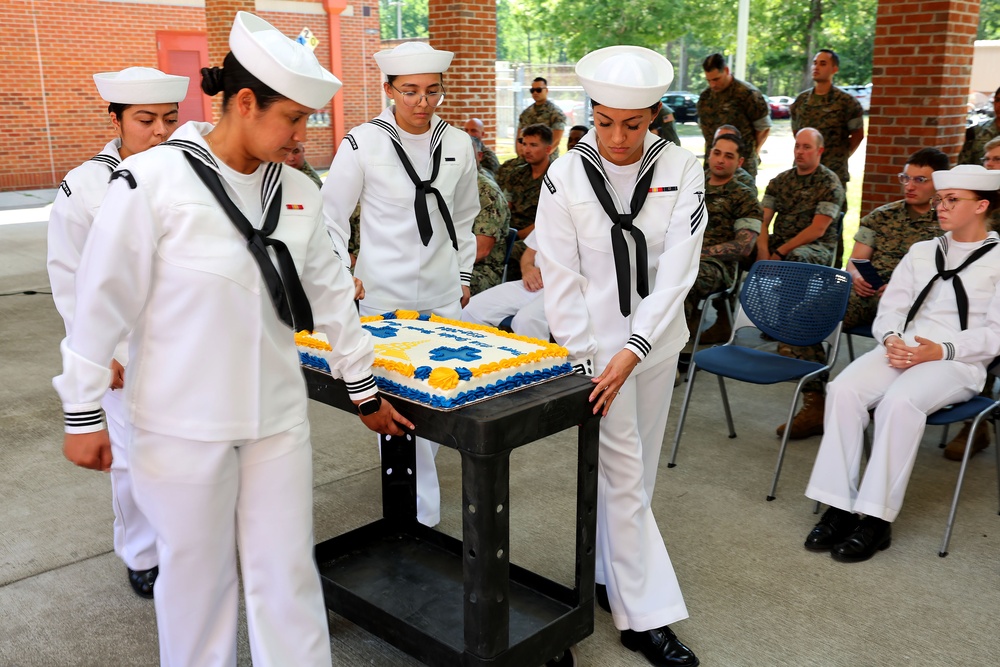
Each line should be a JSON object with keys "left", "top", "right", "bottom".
{"left": 758, "top": 127, "right": 845, "bottom": 440}
{"left": 844, "top": 148, "right": 947, "bottom": 331}
{"left": 687, "top": 133, "right": 762, "bottom": 346}
{"left": 705, "top": 124, "right": 757, "bottom": 196}
{"left": 958, "top": 85, "right": 1000, "bottom": 166}
{"left": 469, "top": 136, "right": 511, "bottom": 295}
{"left": 497, "top": 123, "right": 554, "bottom": 281}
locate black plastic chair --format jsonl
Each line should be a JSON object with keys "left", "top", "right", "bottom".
{"left": 669, "top": 261, "right": 852, "bottom": 500}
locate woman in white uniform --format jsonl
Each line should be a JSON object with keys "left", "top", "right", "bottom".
{"left": 804, "top": 165, "right": 1000, "bottom": 562}
{"left": 535, "top": 46, "right": 704, "bottom": 667}
{"left": 322, "top": 41, "right": 480, "bottom": 527}
{"left": 47, "top": 66, "right": 188, "bottom": 598}
{"left": 55, "top": 12, "right": 411, "bottom": 666}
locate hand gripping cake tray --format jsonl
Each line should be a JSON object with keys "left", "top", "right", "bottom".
{"left": 297, "top": 310, "right": 574, "bottom": 410}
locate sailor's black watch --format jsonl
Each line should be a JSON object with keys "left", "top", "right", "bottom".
{"left": 357, "top": 393, "right": 382, "bottom": 416}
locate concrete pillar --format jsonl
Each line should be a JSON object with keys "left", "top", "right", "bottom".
{"left": 862, "top": 0, "right": 980, "bottom": 211}
{"left": 428, "top": 0, "right": 497, "bottom": 149}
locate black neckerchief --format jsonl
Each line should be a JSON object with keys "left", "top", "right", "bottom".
{"left": 176, "top": 149, "right": 314, "bottom": 332}
{"left": 369, "top": 117, "right": 458, "bottom": 250}
{"left": 571, "top": 140, "right": 667, "bottom": 316}
{"left": 904, "top": 237, "right": 997, "bottom": 332}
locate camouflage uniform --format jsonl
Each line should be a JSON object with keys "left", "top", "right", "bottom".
{"left": 297, "top": 160, "right": 324, "bottom": 189}
{"left": 844, "top": 199, "right": 938, "bottom": 330}
{"left": 348, "top": 204, "right": 361, "bottom": 264}
{"left": 789, "top": 87, "right": 863, "bottom": 186}
{"left": 958, "top": 119, "right": 1000, "bottom": 166}
{"left": 763, "top": 164, "right": 845, "bottom": 391}
{"left": 470, "top": 171, "right": 511, "bottom": 295}
{"left": 697, "top": 78, "right": 772, "bottom": 177}
{"left": 480, "top": 146, "right": 501, "bottom": 179}
{"left": 686, "top": 179, "right": 762, "bottom": 319}
{"left": 705, "top": 163, "right": 758, "bottom": 198}
{"left": 496, "top": 156, "right": 525, "bottom": 191}
{"left": 650, "top": 103, "right": 681, "bottom": 146}
{"left": 518, "top": 100, "right": 567, "bottom": 157}
{"left": 762, "top": 164, "right": 844, "bottom": 265}
{"left": 498, "top": 161, "right": 545, "bottom": 281}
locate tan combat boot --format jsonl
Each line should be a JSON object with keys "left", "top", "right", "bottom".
{"left": 698, "top": 311, "right": 732, "bottom": 345}
{"left": 776, "top": 391, "right": 825, "bottom": 440}
{"left": 943, "top": 421, "right": 991, "bottom": 461}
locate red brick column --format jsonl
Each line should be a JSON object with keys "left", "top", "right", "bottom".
{"left": 205, "top": 0, "right": 255, "bottom": 122}
{"left": 428, "top": 0, "right": 496, "bottom": 149}
{"left": 862, "top": 0, "right": 980, "bottom": 213}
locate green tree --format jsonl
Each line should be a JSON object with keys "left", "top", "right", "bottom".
{"left": 380, "top": 0, "right": 428, "bottom": 40}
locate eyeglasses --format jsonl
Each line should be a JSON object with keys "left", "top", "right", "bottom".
{"left": 529, "top": 87, "right": 545, "bottom": 93}
{"left": 390, "top": 84, "right": 445, "bottom": 107}
{"left": 897, "top": 173, "right": 931, "bottom": 185}
{"left": 982, "top": 156, "right": 1000, "bottom": 166}
{"left": 931, "top": 195, "right": 982, "bottom": 211}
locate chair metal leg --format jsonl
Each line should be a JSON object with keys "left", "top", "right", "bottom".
{"left": 717, "top": 376, "right": 737, "bottom": 438}
{"left": 668, "top": 361, "right": 700, "bottom": 468}
{"left": 813, "top": 500, "right": 821, "bottom": 514}
{"left": 768, "top": 390, "right": 804, "bottom": 501}
{"left": 939, "top": 423, "right": 951, "bottom": 448}
{"left": 846, "top": 333, "right": 856, "bottom": 362}
{"left": 939, "top": 413, "right": 990, "bottom": 556}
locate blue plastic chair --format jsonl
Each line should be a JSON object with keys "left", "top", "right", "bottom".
{"left": 928, "top": 395, "right": 1000, "bottom": 556}
{"left": 844, "top": 322, "right": 874, "bottom": 361}
{"left": 669, "top": 261, "right": 852, "bottom": 500}
{"left": 683, "top": 265, "right": 743, "bottom": 383}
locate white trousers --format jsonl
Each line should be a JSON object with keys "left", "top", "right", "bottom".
{"left": 361, "top": 301, "right": 465, "bottom": 527}
{"left": 103, "top": 388, "right": 157, "bottom": 571}
{"left": 461, "top": 281, "right": 548, "bottom": 341}
{"left": 596, "top": 354, "right": 689, "bottom": 632}
{"left": 806, "top": 348, "right": 983, "bottom": 522}
{"left": 129, "top": 421, "right": 331, "bottom": 667}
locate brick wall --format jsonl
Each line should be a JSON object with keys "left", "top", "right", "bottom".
{"left": 861, "top": 0, "right": 980, "bottom": 214}
{"left": 428, "top": 0, "right": 497, "bottom": 150}
{"left": 0, "top": 0, "right": 384, "bottom": 190}
{"left": 0, "top": 0, "right": 204, "bottom": 191}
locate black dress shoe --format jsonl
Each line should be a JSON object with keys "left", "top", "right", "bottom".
{"left": 621, "top": 626, "right": 699, "bottom": 667}
{"left": 831, "top": 517, "right": 891, "bottom": 563}
{"left": 804, "top": 506, "right": 859, "bottom": 551}
{"left": 595, "top": 583, "right": 611, "bottom": 613}
{"left": 128, "top": 566, "right": 158, "bottom": 599}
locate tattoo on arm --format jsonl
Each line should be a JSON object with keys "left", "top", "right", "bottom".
{"left": 702, "top": 229, "right": 758, "bottom": 262}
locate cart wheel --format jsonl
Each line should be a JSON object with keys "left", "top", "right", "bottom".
{"left": 545, "top": 645, "right": 578, "bottom": 666}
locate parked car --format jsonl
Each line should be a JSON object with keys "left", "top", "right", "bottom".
{"left": 766, "top": 95, "right": 790, "bottom": 119}
{"left": 770, "top": 95, "right": 796, "bottom": 107}
{"left": 842, "top": 84, "right": 872, "bottom": 113}
{"left": 661, "top": 91, "right": 699, "bottom": 123}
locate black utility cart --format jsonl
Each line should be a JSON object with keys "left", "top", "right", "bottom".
{"left": 306, "top": 368, "right": 600, "bottom": 667}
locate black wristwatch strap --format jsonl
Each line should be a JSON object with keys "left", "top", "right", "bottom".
{"left": 358, "top": 393, "right": 382, "bottom": 416}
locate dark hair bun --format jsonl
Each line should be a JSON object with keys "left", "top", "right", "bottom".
{"left": 200, "top": 66, "right": 225, "bottom": 96}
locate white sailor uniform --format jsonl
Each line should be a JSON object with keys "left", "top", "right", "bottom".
{"left": 461, "top": 231, "right": 548, "bottom": 340}
{"left": 54, "top": 121, "right": 378, "bottom": 666}
{"left": 535, "top": 130, "right": 706, "bottom": 631}
{"left": 323, "top": 106, "right": 479, "bottom": 526}
{"left": 47, "top": 139, "right": 158, "bottom": 573}
{"left": 807, "top": 232, "right": 1000, "bottom": 522}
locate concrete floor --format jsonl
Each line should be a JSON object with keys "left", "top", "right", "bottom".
{"left": 1, "top": 207, "right": 999, "bottom": 666}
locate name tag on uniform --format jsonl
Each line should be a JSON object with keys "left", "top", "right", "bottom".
{"left": 444, "top": 157, "right": 456, "bottom": 162}
{"left": 286, "top": 204, "right": 304, "bottom": 210}
{"left": 649, "top": 186, "right": 677, "bottom": 193}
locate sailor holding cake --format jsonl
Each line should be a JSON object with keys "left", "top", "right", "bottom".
{"left": 535, "top": 46, "right": 704, "bottom": 666}
{"left": 47, "top": 66, "right": 188, "bottom": 599}
{"left": 322, "top": 41, "right": 480, "bottom": 527}
{"left": 54, "top": 12, "right": 410, "bottom": 666}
